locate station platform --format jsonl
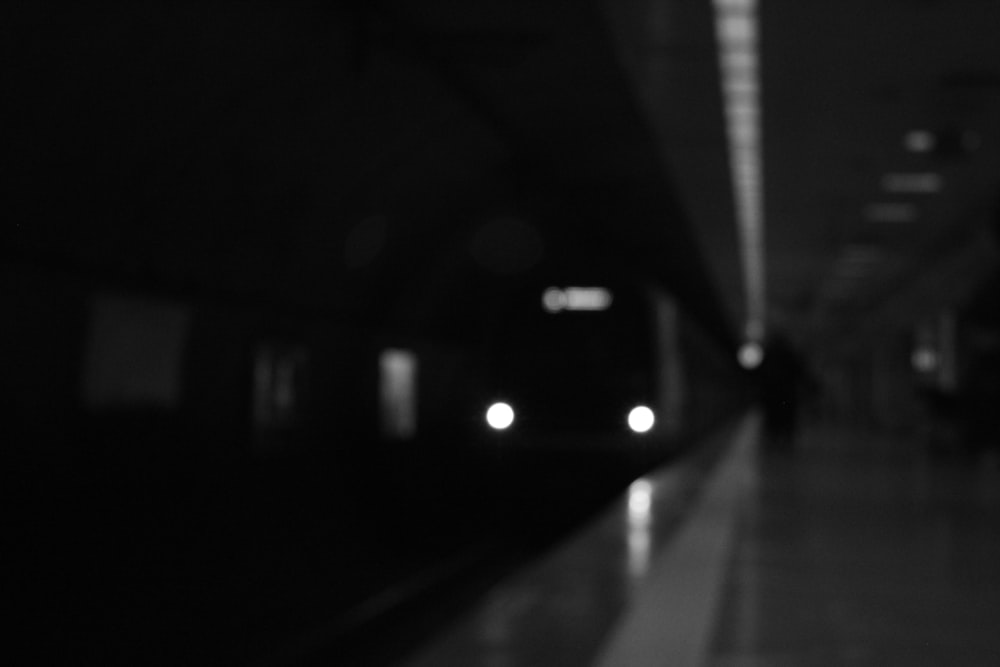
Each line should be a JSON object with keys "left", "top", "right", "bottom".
{"left": 394, "top": 414, "right": 1000, "bottom": 666}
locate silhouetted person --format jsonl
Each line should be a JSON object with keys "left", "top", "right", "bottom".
{"left": 758, "top": 334, "right": 805, "bottom": 451}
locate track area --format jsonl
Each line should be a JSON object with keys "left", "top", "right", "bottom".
{"left": 15, "top": 427, "right": 713, "bottom": 666}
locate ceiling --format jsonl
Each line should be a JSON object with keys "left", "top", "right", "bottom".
{"left": 5, "top": 1, "right": 1000, "bottom": 366}
{"left": 758, "top": 0, "right": 1000, "bottom": 360}
{"left": 604, "top": 0, "right": 1000, "bottom": 363}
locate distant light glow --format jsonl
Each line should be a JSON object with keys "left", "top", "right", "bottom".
{"left": 864, "top": 203, "right": 918, "bottom": 223}
{"left": 486, "top": 402, "right": 515, "bottom": 430}
{"left": 628, "top": 406, "right": 655, "bottom": 434}
{"left": 737, "top": 341, "right": 764, "bottom": 369}
{"left": 881, "top": 173, "right": 942, "bottom": 194}
{"left": 904, "top": 130, "right": 936, "bottom": 153}
{"left": 542, "top": 287, "right": 613, "bottom": 313}
{"left": 714, "top": 0, "right": 765, "bottom": 344}
{"left": 912, "top": 348, "right": 939, "bottom": 373}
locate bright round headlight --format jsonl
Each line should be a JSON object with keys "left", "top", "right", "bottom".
{"left": 628, "top": 406, "right": 655, "bottom": 433}
{"left": 486, "top": 402, "right": 515, "bottom": 430}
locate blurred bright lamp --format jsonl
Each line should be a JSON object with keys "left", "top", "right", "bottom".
{"left": 486, "top": 402, "right": 515, "bottom": 430}
{"left": 738, "top": 341, "right": 764, "bottom": 369}
{"left": 628, "top": 406, "right": 655, "bottom": 433}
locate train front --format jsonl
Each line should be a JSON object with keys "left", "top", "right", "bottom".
{"left": 480, "top": 281, "right": 671, "bottom": 444}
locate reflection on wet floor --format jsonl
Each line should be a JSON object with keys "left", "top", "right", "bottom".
{"left": 400, "top": 416, "right": 754, "bottom": 667}
{"left": 708, "top": 424, "right": 1000, "bottom": 667}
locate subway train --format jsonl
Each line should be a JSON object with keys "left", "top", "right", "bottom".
{"left": 444, "top": 241, "right": 749, "bottom": 451}
{"left": 477, "top": 279, "right": 677, "bottom": 440}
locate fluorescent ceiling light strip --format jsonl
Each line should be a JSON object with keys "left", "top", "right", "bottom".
{"left": 714, "top": 0, "right": 764, "bottom": 341}
{"left": 718, "top": 14, "right": 757, "bottom": 43}
{"left": 716, "top": 0, "right": 756, "bottom": 11}
{"left": 904, "top": 130, "right": 935, "bottom": 153}
{"left": 722, "top": 51, "right": 757, "bottom": 71}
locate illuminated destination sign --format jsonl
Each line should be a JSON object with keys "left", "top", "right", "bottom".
{"left": 542, "top": 287, "right": 614, "bottom": 313}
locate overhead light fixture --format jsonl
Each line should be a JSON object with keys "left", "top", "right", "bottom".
{"left": 903, "top": 130, "right": 936, "bottom": 153}
{"left": 903, "top": 128, "right": 981, "bottom": 157}
{"left": 715, "top": 0, "right": 756, "bottom": 11}
{"left": 713, "top": 0, "right": 765, "bottom": 344}
{"left": 721, "top": 50, "right": 757, "bottom": 76}
{"left": 737, "top": 341, "right": 763, "bottom": 369}
{"left": 881, "top": 173, "right": 943, "bottom": 194}
{"left": 864, "top": 203, "right": 918, "bottom": 223}
{"left": 718, "top": 14, "right": 756, "bottom": 44}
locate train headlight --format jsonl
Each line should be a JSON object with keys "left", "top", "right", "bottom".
{"left": 627, "top": 406, "right": 655, "bottom": 434}
{"left": 486, "top": 402, "right": 515, "bottom": 430}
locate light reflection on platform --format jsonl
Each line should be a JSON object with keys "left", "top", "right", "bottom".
{"left": 400, "top": 416, "right": 758, "bottom": 667}
{"left": 626, "top": 478, "right": 654, "bottom": 584}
